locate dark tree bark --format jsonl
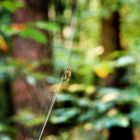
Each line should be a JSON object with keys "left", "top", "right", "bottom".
{"left": 100, "top": 11, "right": 123, "bottom": 87}
{"left": 101, "top": 11, "right": 121, "bottom": 56}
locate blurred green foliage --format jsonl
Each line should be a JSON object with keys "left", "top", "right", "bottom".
{"left": 0, "top": 0, "right": 140, "bottom": 140}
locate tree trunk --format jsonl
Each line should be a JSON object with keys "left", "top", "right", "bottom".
{"left": 100, "top": 1, "right": 133, "bottom": 140}
{"left": 100, "top": 11, "right": 123, "bottom": 87}
{"left": 101, "top": 12, "right": 121, "bottom": 56}
{"left": 12, "top": 0, "right": 52, "bottom": 139}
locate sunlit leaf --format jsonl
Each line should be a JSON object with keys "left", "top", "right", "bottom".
{"left": 95, "top": 116, "right": 129, "bottom": 130}
{"left": 115, "top": 55, "right": 135, "bottom": 67}
{"left": 34, "top": 21, "right": 59, "bottom": 32}
{"left": 50, "top": 108, "right": 80, "bottom": 124}
{"left": 0, "top": 0, "right": 23, "bottom": 12}
{"left": 14, "top": 110, "right": 45, "bottom": 127}
{"left": 68, "top": 84, "right": 84, "bottom": 92}
{"left": 94, "top": 61, "right": 114, "bottom": 78}
{"left": 56, "top": 94, "right": 76, "bottom": 102}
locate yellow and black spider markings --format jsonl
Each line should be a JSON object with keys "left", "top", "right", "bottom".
{"left": 63, "top": 67, "right": 71, "bottom": 84}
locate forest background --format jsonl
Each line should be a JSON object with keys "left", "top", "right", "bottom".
{"left": 0, "top": 0, "right": 140, "bottom": 140}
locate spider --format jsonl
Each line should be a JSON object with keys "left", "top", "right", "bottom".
{"left": 63, "top": 67, "right": 71, "bottom": 84}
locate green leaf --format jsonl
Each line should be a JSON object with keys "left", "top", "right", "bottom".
{"left": 34, "top": 22, "right": 59, "bottom": 32}
{"left": 0, "top": 123, "right": 16, "bottom": 134}
{"left": 50, "top": 108, "right": 80, "bottom": 124}
{"left": 20, "top": 28, "right": 47, "bottom": 44}
{"left": 0, "top": 1, "right": 23, "bottom": 12}
{"left": 115, "top": 55, "right": 135, "bottom": 67}
{"left": 78, "top": 110, "right": 96, "bottom": 122}
{"left": 56, "top": 94, "right": 76, "bottom": 102}
{"left": 14, "top": 110, "right": 45, "bottom": 127}
{"left": 77, "top": 98, "right": 93, "bottom": 107}
{"left": 129, "top": 107, "right": 140, "bottom": 123}
{"left": 95, "top": 116, "right": 129, "bottom": 130}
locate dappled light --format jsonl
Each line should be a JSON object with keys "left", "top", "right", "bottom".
{"left": 0, "top": 0, "right": 140, "bottom": 140}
